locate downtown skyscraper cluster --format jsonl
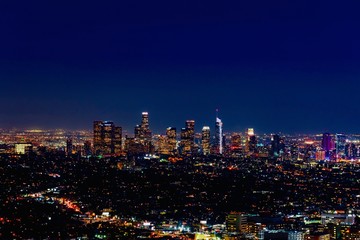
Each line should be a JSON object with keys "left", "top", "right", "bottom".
{"left": 93, "top": 112, "right": 225, "bottom": 157}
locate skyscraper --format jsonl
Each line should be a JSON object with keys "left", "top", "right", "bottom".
{"left": 215, "top": 117, "right": 223, "bottom": 154}
{"left": 186, "top": 120, "right": 195, "bottom": 141}
{"left": 230, "top": 133, "right": 242, "bottom": 154}
{"left": 142, "top": 112, "right": 149, "bottom": 128}
{"left": 135, "top": 112, "right": 152, "bottom": 141}
{"left": 114, "top": 126, "right": 122, "bottom": 154}
{"left": 166, "top": 127, "right": 177, "bottom": 155}
{"left": 245, "top": 128, "right": 257, "bottom": 153}
{"left": 93, "top": 121, "right": 122, "bottom": 156}
{"left": 271, "top": 134, "right": 285, "bottom": 157}
{"left": 93, "top": 120, "right": 103, "bottom": 154}
{"left": 134, "top": 112, "right": 153, "bottom": 153}
{"left": 345, "top": 143, "right": 358, "bottom": 159}
{"left": 155, "top": 135, "right": 168, "bottom": 155}
{"left": 201, "top": 126, "right": 210, "bottom": 155}
{"left": 322, "top": 133, "right": 333, "bottom": 160}
{"left": 335, "top": 133, "right": 346, "bottom": 159}
{"left": 180, "top": 120, "right": 195, "bottom": 155}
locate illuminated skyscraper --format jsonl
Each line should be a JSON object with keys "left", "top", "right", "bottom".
{"left": 335, "top": 133, "right": 346, "bottom": 158}
{"left": 93, "top": 120, "right": 103, "bottom": 153}
{"left": 134, "top": 112, "right": 153, "bottom": 153}
{"left": 180, "top": 128, "right": 188, "bottom": 154}
{"left": 186, "top": 120, "right": 195, "bottom": 141}
{"left": 93, "top": 121, "right": 122, "bottom": 155}
{"left": 215, "top": 117, "right": 223, "bottom": 154}
{"left": 180, "top": 120, "right": 195, "bottom": 155}
{"left": 135, "top": 112, "right": 152, "bottom": 140}
{"left": 230, "top": 133, "right": 242, "bottom": 153}
{"left": 155, "top": 135, "right": 169, "bottom": 155}
{"left": 166, "top": 127, "right": 177, "bottom": 155}
{"left": 322, "top": 133, "right": 333, "bottom": 159}
{"left": 114, "top": 126, "right": 122, "bottom": 154}
{"left": 245, "top": 128, "right": 256, "bottom": 153}
{"left": 102, "top": 122, "right": 114, "bottom": 154}
{"left": 141, "top": 112, "right": 152, "bottom": 140}
{"left": 142, "top": 112, "right": 149, "bottom": 128}
{"left": 345, "top": 143, "right": 358, "bottom": 159}
{"left": 271, "top": 134, "right": 285, "bottom": 157}
{"left": 249, "top": 135, "right": 257, "bottom": 153}
{"left": 134, "top": 125, "right": 141, "bottom": 138}
{"left": 201, "top": 126, "right": 210, "bottom": 155}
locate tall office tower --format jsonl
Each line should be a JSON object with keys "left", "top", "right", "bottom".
{"left": 215, "top": 116, "right": 223, "bottom": 154}
{"left": 134, "top": 112, "right": 152, "bottom": 153}
{"left": 271, "top": 134, "right": 285, "bottom": 157}
{"left": 335, "top": 133, "right": 346, "bottom": 158}
{"left": 134, "top": 125, "right": 142, "bottom": 139}
{"left": 180, "top": 120, "right": 195, "bottom": 155}
{"left": 102, "top": 121, "right": 115, "bottom": 154}
{"left": 186, "top": 120, "right": 195, "bottom": 141}
{"left": 230, "top": 133, "right": 242, "bottom": 153}
{"left": 142, "top": 111, "right": 149, "bottom": 127}
{"left": 134, "top": 112, "right": 151, "bottom": 139}
{"left": 141, "top": 112, "right": 152, "bottom": 140}
{"left": 66, "top": 138, "right": 73, "bottom": 157}
{"left": 114, "top": 126, "right": 122, "bottom": 154}
{"left": 155, "top": 135, "right": 169, "bottom": 155}
{"left": 345, "top": 143, "right": 358, "bottom": 159}
{"left": 249, "top": 135, "right": 257, "bottom": 153}
{"left": 245, "top": 128, "right": 257, "bottom": 153}
{"left": 180, "top": 128, "right": 188, "bottom": 154}
{"left": 93, "top": 120, "right": 103, "bottom": 154}
{"left": 93, "top": 121, "right": 122, "bottom": 156}
{"left": 201, "top": 126, "right": 211, "bottom": 155}
{"left": 352, "top": 144, "right": 358, "bottom": 158}
{"left": 166, "top": 127, "right": 177, "bottom": 155}
{"left": 322, "top": 133, "right": 333, "bottom": 159}
{"left": 142, "top": 112, "right": 151, "bottom": 139}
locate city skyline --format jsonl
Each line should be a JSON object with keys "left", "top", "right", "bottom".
{"left": 1, "top": 1, "right": 360, "bottom": 239}
{"left": 2, "top": 110, "right": 360, "bottom": 136}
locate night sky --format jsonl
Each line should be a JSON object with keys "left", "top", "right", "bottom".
{"left": 1, "top": 1, "right": 360, "bottom": 134}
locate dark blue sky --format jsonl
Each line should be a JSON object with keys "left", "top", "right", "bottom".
{"left": 1, "top": 1, "right": 360, "bottom": 133}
